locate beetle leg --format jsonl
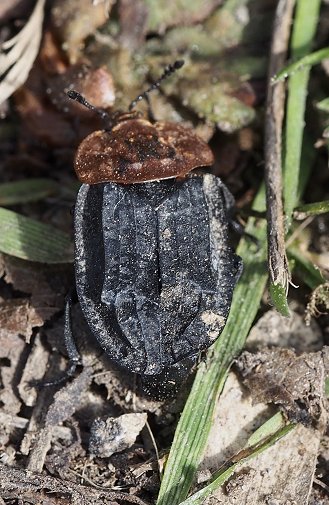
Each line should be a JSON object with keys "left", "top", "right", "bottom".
{"left": 229, "top": 218, "right": 259, "bottom": 247}
{"left": 38, "top": 295, "right": 81, "bottom": 387}
{"left": 216, "top": 177, "right": 235, "bottom": 212}
{"left": 62, "top": 294, "right": 81, "bottom": 375}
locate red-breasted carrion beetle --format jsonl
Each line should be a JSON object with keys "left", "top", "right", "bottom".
{"left": 61, "top": 61, "right": 242, "bottom": 397}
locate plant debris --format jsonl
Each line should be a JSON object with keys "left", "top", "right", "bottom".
{"left": 0, "top": 463, "right": 149, "bottom": 505}
{"left": 237, "top": 347, "right": 329, "bottom": 426}
{"left": 195, "top": 309, "right": 327, "bottom": 504}
{"left": 305, "top": 282, "right": 329, "bottom": 326}
{"left": 0, "top": 0, "right": 46, "bottom": 104}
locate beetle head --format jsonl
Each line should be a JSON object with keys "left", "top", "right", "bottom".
{"left": 68, "top": 61, "right": 214, "bottom": 184}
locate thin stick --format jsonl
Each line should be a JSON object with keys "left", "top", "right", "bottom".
{"left": 264, "top": 0, "right": 295, "bottom": 307}
{"left": 0, "top": 463, "right": 149, "bottom": 505}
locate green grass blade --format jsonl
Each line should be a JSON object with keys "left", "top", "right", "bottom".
{"left": 0, "top": 178, "right": 61, "bottom": 206}
{"left": 247, "top": 411, "right": 285, "bottom": 447}
{"left": 179, "top": 413, "right": 294, "bottom": 505}
{"left": 283, "top": 0, "right": 321, "bottom": 228}
{"left": 269, "top": 283, "right": 290, "bottom": 317}
{"left": 0, "top": 207, "right": 73, "bottom": 263}
{"left": 293, "top": 200, "right": 329, "bottom": 219}
{"left": 316, "top": 97, "right": 329, "bottom": 112}
{"left": 295, "top": 131, "right": 316, "bottom": 205}
{"left": 273, "top": 47, "right": 329, "bottom": 82}
{"left": 288, "top": 246, "right": 325, "bottom": 290}
{"left": 156, "top": 186, "right": 268, "bottom": 505}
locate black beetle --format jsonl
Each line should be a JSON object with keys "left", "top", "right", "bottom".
{"left": 59, "top": 61, "right": 242, "bottom": 396}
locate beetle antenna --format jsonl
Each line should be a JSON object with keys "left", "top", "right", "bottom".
{"left": 128, "top": 59, "right": 185, "bottom": 112}
{"left": 66, "top": 89, "right": 111, "bottom": 122}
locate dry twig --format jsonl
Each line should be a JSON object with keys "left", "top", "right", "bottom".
{"left": 0, "top": 463, "right": 149, "bottom": 505}
{"left": 264, "top": 0, "right": 295, "bottom": 300}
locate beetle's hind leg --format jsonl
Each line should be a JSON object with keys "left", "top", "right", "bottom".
{"left": 229, "top": 218, "right": 259, "bottom": 247}
{"left": 62, "top": 294, "right": 81, "bottom": 378}
{"left": 32, "top": 294, "right": 81, "bottom": 388}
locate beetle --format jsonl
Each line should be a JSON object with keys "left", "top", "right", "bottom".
{"left": 58, "top": 61, "right": 242, "bottom": 396}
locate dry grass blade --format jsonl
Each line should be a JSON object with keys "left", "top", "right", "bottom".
{"left": 265, "top": 0, "right": 295, "bottom": 315}
{"left": 0, "top": 0, "right": 45, "bottom": 104}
